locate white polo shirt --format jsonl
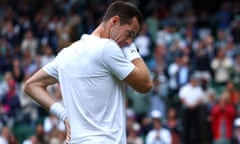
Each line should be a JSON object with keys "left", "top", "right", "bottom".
{"left": 43, "top": 34, "right": 135, "bottom": 144}
{"left": 146, "top": 128, "right": 172, "bottom": 144}
{"left": 178, "top": 83, "right": 204, "bottom": 107}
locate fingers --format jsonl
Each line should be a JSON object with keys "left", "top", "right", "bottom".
{"left": 64, "top": 118, "right": 71, "bottom": 143}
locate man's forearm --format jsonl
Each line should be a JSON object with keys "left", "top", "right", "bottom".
{"left": 122, "top": 43, "right": 153, "bottom": 93}
{"left": 131, "top": 58, "right": 152, "bottom": 84}
{"left": 23, "top": 69, "right": 67, "bottom": 121}
{"left": 24, "top": 83, "right": 55, "bottom": 110}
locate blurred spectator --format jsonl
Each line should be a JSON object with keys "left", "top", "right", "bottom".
{"left": 214, "top": 2, "right": 233, "bottom": 30}
{"left": 49, "top": 136, "right": 62, "bottom": 144}
{"left": 34, "top": 123, "right": 47, "bottom": 144}
{"left": 40, "top": 44, "right": 55, "bottom": 67}
{"left": 150, "top": 43, "right": 169, "bottom": 96}
{"left": 0, "top": 37, "right": 13, "bottom": 74}
{"left": 176, "top": 55, "right": 192, "bottom": 89}
{"left": 127, "top": 123, "right": 143, "bottom": 144}
{"left": 21, "top": 30, "right": 39, "bottom": 61}
{"left": 210, "top": 93, "right": 236, "bottom": 144}
{"left": 149, "top": 43, "right": 167, "bottom": 74}
{"left": 144, "top": 8, "right": 160, "bottom": 43}
{"left": 214, "top": 29, "right": 230, "bottom": 50}
{"left": 43, "top": 114, "right": 65, "bottom": 134}
{"left": 1, "top": 71, "right": 20, "bottom": 128}
{"left": 126, "top": 108, "right": 136, "bottom": 135}
{"left": 232, "top": 118, "right": 240, "bottom": 144}
{"left": 167, "top": 53, "right": 181, "bottom": 105}
{"left": 149, "top": 77, "right": 167, "bottom": 119}
{"left": 0, "top": 126, "right": 11, "bottom": 144}
{"left": 22, "top": 135, "right": 39, "bottom": 144}
{"left": 230, "top": 54, "right": 240, "bottom": 89}
{"left": 145, "top": 110, "right": 171, "bottom": 144}
{"left": 167, "top": 37, "right": 186, "bottom": 65}
{"left": 231, "top": 16, "right": 240, "bottom": 45}
{"left": 18, "top": 80, "right": 38, "bottom": 127}
{"left": 199, "top": 93, "right": 214, "bottom": 144}
{"left": 0, "top": 76, "right": 8, "bottom": 102}
{"left": 1, "top": 19, "right": 20, "bottom": 46}
{"left": 181, "top": 19, "right": 198, "bottom": 57}
{"left": 196, "top": 10, "right": 212, "bottom": 41}
{"left": 221, "top": 80, "right": 240, "bottom": 106}
{"left": 193, "top": 41, "right": 212, "bottom": 90}
{"left": 225, "top": 40, "right": 236, "bottom": 61}
{"left": 126, "top": 86, "right": 151, "bottom": 124}
{"left": 47, "top": 129, "right": 65, "bottom": 144}
{"left": 166, "top": 107, "right": 181, "bottom": 144}
{"left": 134, "top": 22, "right": 152, "bottom": 63}
{"left": 178, "top": 75, "right": 205, "bottom": 144}
{"left": 211, "top": 47, "right": 234, "bottom": 94}
{"left": 156, "top": 19, "right": 177, "bottom": 47}
{"left": 202, "top": 34, "right": 215, "bottom": 60}
{"left": 9, "top": 132, "right": 19, "bottom": 144}
{"left": 24, "top": 54, "right": 42, "bottom": 80}
{"left": 10, "top": 58, "right": 25, "bottom": 86}
{"left": 55, "top": 15, "right": 72, "bottom": 50}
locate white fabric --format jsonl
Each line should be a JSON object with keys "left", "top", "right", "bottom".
{"left": 49, "top": 102, "right": 67, "bottom": 122}
{"left": 122, "top": 43, "right": 141, "bottom": 61}
{"left": 168, "top": 63, "right": 179, "bottom": 89}
{"left": 146, "top": 128, "right": 172, "bottom": 144}
{"left": 151, "top": 110, "right": 162, "bottom": 119}
{"left": 0, "top": 137, "right": 8, "bottom": 144}
{"left": 179, "top": 83, "right": 204, "bottom": 106}
{"left": 211, "top": 57, "right": 233, "bottom": 83}
{"left": 156, "top": 30, "right": 173, "bottom": 45}
{"left": 43, "top": 34, "right": 135, "bottom": 144}
{"left": 234, "top": 118, "right": 240, "bottom": 127}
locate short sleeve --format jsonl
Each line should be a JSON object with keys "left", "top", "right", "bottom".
{"left": 42, "top": 57, "right": 59, "bottom": 79}
{"left": 102, "top": 41, "right": 135, "bottom": 80}
{"left": 178, "top": 87, "right": 185, "bottom": 99}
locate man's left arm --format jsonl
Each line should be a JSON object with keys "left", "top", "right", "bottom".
{"left": 24, "top": 69, "right": 71, "bottom": 143}
{"left": 24, "top": 69, "right": 58, "bottom": 111}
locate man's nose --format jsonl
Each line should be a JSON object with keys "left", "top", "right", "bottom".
{"left": 125, "top": 38, "right": 133, "bottom": 46}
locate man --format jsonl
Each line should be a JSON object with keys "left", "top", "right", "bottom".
{"left": 232, "top": 118, "right": 240, "bottom": 144}
{"left": 178, "top": 75, "right": 205, "bottom": 144}
{"left": 24, "top": 1, "right": 153, "bottom": 144}
{"left": 0, "top": 126, "right": 11, "bottom": 144}
{"left": 145, "top": 110, "right": 172, "bottom": 144}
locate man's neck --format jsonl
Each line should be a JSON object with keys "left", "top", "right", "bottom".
{"left": 92, "top": 23, "right": 109, "bottom": 38}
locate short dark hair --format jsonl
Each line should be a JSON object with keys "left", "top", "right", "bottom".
{"left": 102, "top": 1, "right": 143, "bottom": 26}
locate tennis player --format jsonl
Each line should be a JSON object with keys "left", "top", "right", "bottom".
{"left": 24, "top": 1, "right": 153, "bottom": 143}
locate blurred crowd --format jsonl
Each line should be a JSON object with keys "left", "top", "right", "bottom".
{"left": 0, "top": 0, "right": 240, "bottom": 144}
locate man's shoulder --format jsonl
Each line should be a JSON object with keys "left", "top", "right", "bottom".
{"left": 82, "top": 34, "right": 113, "bottom": 44}
{"left": 180, "top": 83, "right": 191, "bottom": 90}
{"left": 81, "top": 34, "right": 120, "bottom": 50}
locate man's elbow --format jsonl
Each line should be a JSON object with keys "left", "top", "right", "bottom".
{"left": 23, "top": 80, "right": 33, "bottom": 95}
{"left": 137, "top": 81, "right": 153, "bottom": 93}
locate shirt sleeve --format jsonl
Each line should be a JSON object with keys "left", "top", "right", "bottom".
{"left": 42, "top": 54, "right": 60, "bottom": 80}
{"left": 178, "top": 86, "right": 186, "bottom": 99}
{"left": 102, "top": 40, "right": 135, "bottom": 80}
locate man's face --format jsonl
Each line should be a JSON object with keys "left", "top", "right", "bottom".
{"left": 152, "top": 119, "right": 161, "bottom": 129}
{"left": 109, "top": 17, "right": 140, "bottom": 48}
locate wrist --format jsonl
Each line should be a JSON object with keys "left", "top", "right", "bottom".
{"left": 50, "top": 102, "right": 67, "bottom": 122}
{"left": 122, "top": 43, "right": 141, "bottom": 61}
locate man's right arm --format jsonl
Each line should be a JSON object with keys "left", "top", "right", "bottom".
{"left": 124, "top": 58, "right": 153, "bottom": 93}
{"left": 102, "top": 41, "right": 153, "bottom": 93}
{"left": 122, "top": 43, "right": 153, "bottom": 93}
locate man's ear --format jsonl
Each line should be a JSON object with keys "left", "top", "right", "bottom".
{"left": 110, "top": 15, "right": 120, "bottom": 26}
